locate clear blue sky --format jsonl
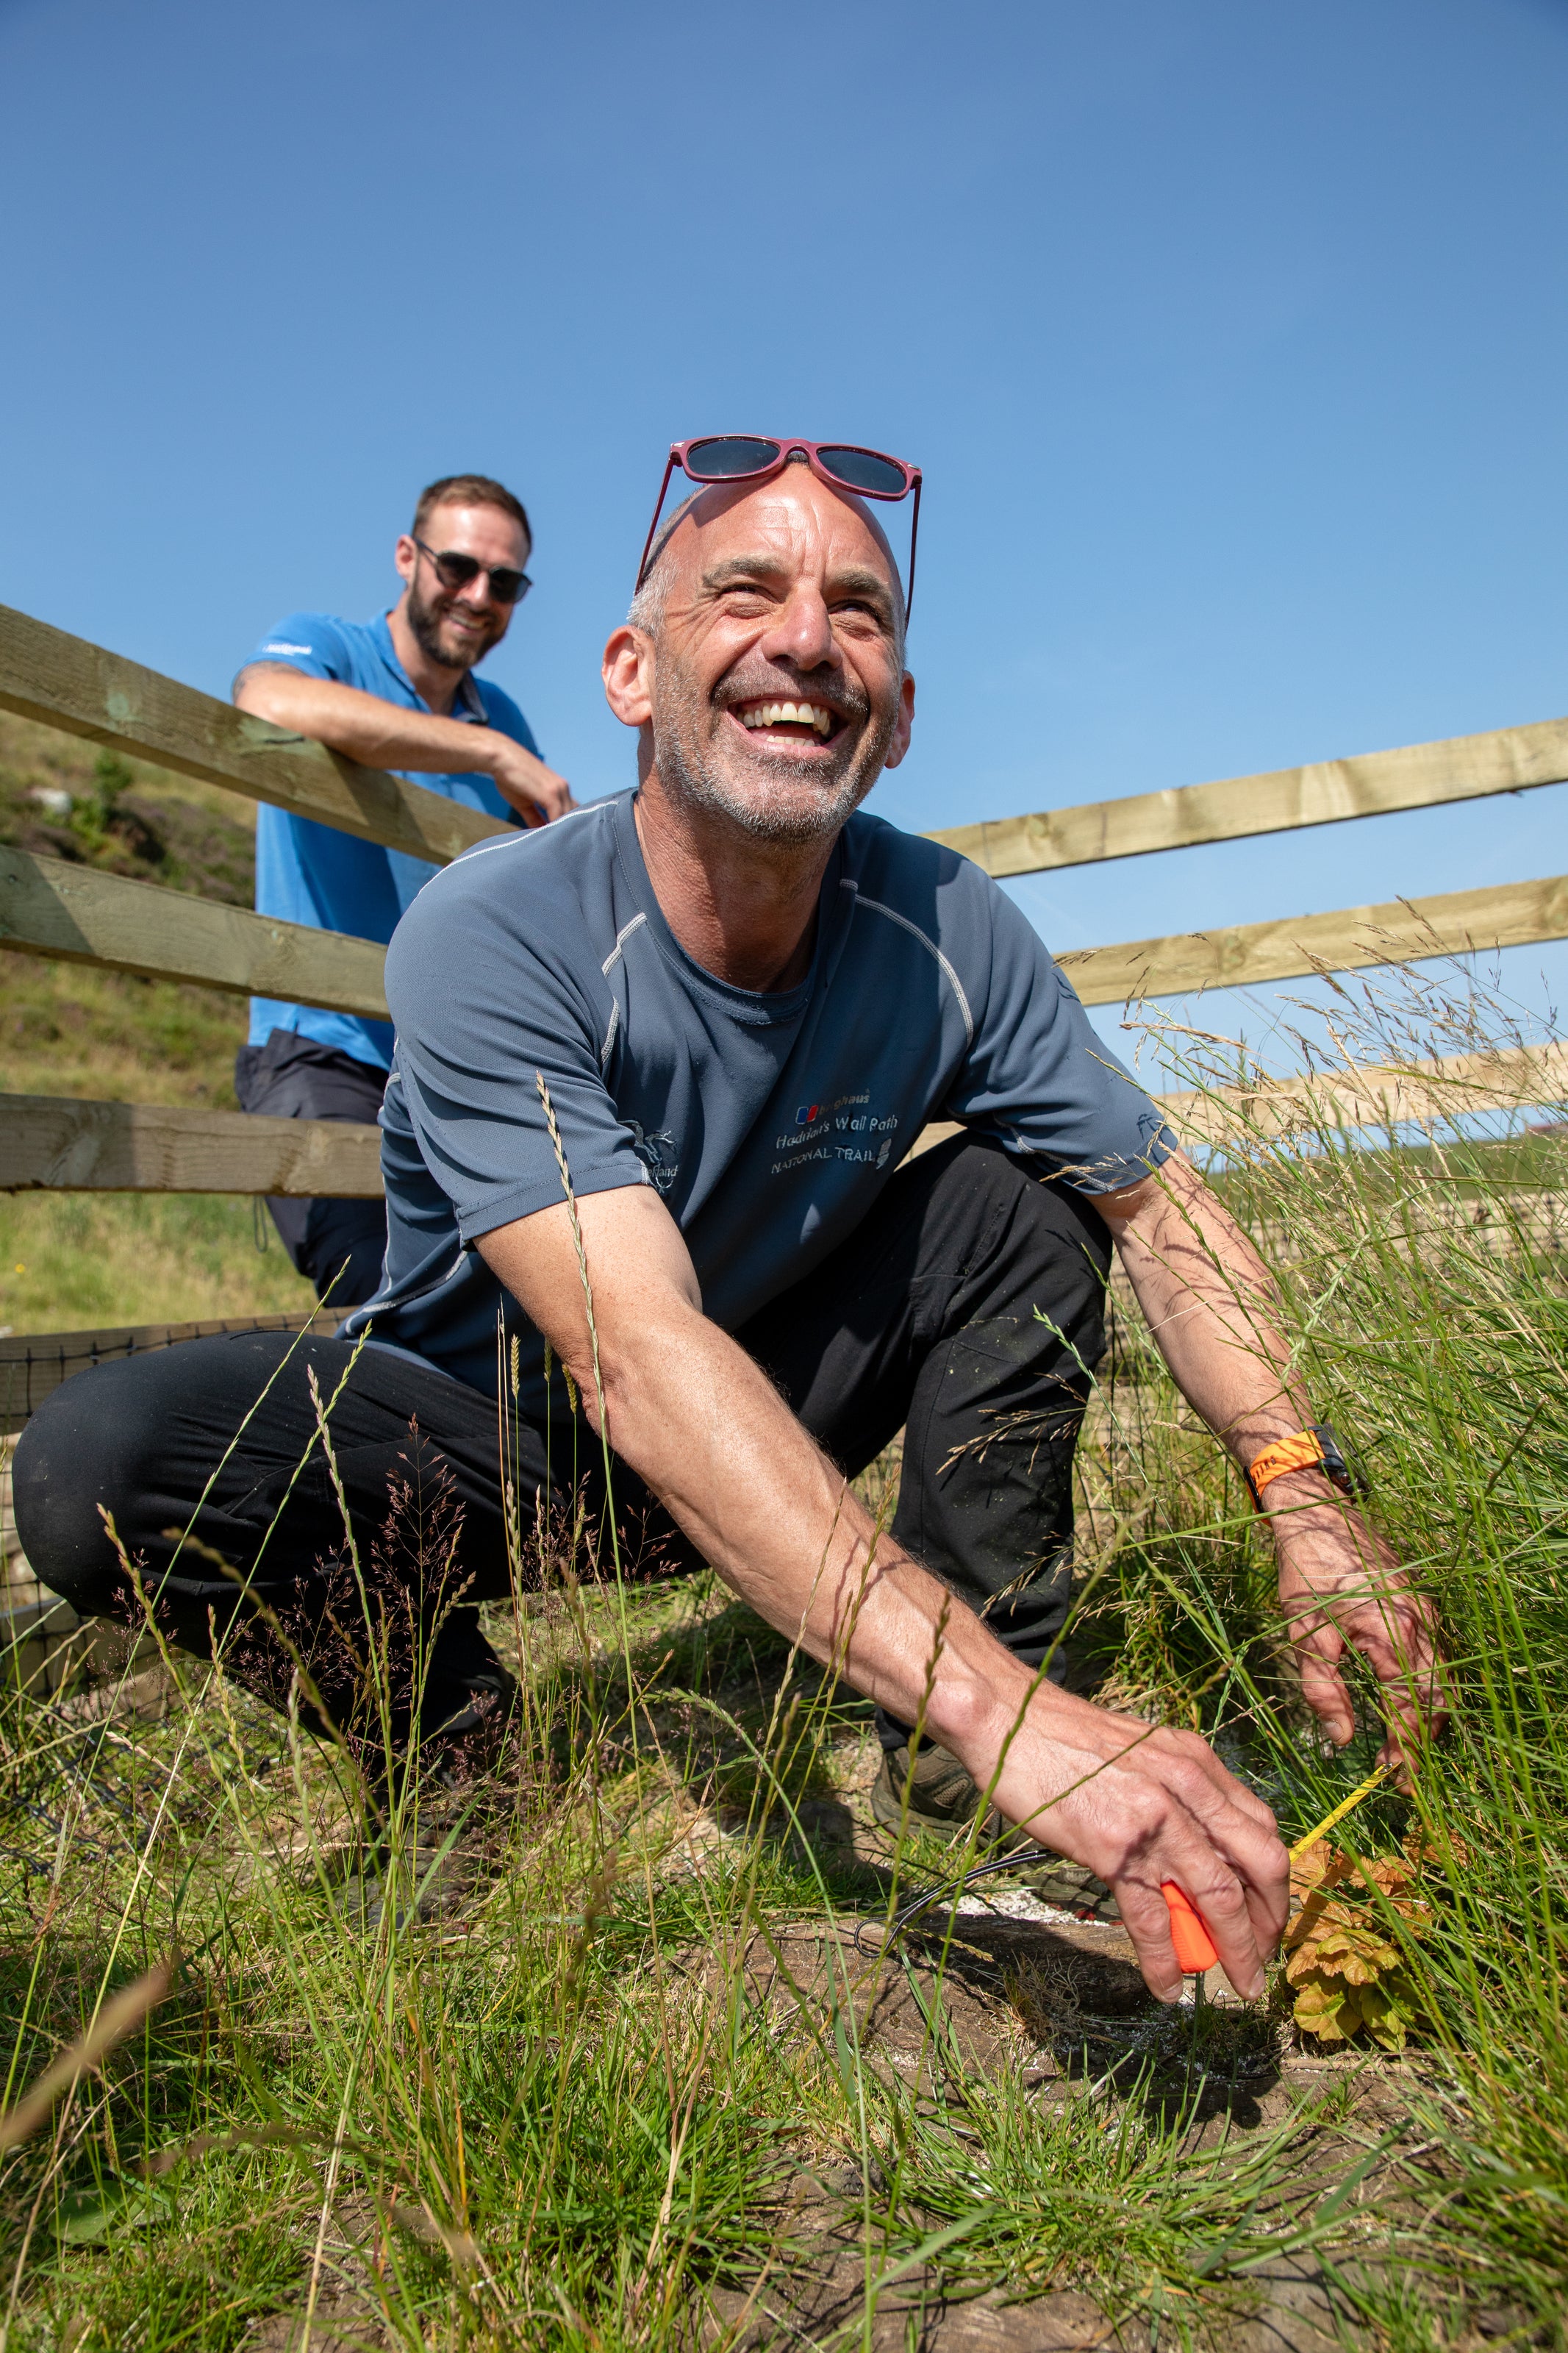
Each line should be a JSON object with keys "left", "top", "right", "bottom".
{"left": 3, "top": 0, "right": 1565, "bottom": 1087}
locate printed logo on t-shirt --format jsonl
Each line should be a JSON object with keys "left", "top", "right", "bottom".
{"left": 627, "top": 1121, "right": 679, "bottom": 1194}
{"left": 261, "top": 641, "right": 316, "bottom": 655}
{"left": 770, "top": 1090, "right": 898, "bottom": 1176}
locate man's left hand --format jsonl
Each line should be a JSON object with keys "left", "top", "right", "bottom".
{"left": 1264, "top": 1474, "right": 1446, "bottom": 1778}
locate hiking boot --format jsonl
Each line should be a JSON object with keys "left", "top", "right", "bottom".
{"left": 871, "top": 1740, "right": 1120, "bottom": 1918}
{"left": 871, "top": 1738, "right": 1005, "bottom": 1841}
{"left": 1012, "top": 1854, "right": 1120, "bottom": 1922}
{"left": 335, "top": 1799, "right": 485, "bottom": 1933}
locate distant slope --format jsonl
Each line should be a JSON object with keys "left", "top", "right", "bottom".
{"left": 1, "top": 713, "right": 316, "bottom": 1329}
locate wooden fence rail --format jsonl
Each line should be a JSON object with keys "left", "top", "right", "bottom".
{"left": 0, "top": 846, "right": 388, "bottom": 1017}
{"left": 7, "top": 839, "right": 1567, "bottom": 1031}
{"left": 1059, "top": 871, "right": 1568, "bottom": 1005}
{"left": 0, "top": 603, "right": 506, "bottom": 865}
{"left": 7, "top": 600, "right": 1567, "bottom": 882}
{"left": 929, "top": 713, "right": 1568, "bottom": 878}
{"left": 8, "top": 1038, "right": 1565, "bottom": 1206}
{"left": 0, "top": 1095, "right": 384, "bottom": 1196}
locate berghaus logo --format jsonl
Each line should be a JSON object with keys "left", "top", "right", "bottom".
{"left": 795, "top": 1104, "right": 820, "bottom": 1126}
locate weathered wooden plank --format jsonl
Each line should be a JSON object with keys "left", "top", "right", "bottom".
{"left": 906, "top": 1038, "right": 1568, "bottom": 1164}
{"left": 928, "top": 716, "right": 1568, "bottom": 878}
{"left": 1163, "top": 1038, "right": 1568, "bottom": 1143}
{"left": 0, "top": 1308, "right": 351, "bottom": 1434}
{"left": 0, "top": 1096, "right": 383, "bottom": 1196}
{"left": 1057, "top": 873, "right": 1568, "bottom": 1005}
{"left": 0, "top": 848, "right": 389, "bottom": 1018}
{"left": 0, "top": 603, "right": 507, "bottom": 863}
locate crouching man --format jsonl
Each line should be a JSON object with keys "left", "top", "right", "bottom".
{"left": 13, "top": 438, "right": 1442, "bottom": 2000}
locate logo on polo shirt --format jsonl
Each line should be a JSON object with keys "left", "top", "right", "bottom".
{"left": 794, "top": 1103, "right": 820, "bottom": 1126}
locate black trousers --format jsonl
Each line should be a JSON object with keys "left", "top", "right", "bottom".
{"left": 235, "top": 1029, "right": 389, "bottom": 1307}
{"left": 13, "top": 1138, "right": 1111, "bottom": 1750}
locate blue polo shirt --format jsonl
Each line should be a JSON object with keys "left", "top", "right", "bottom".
{"left": 235, "top": 610, "right": 541, "bottom": 1068}
{"left": 343, "top": 792, "right": 1174, "bottom": 1408}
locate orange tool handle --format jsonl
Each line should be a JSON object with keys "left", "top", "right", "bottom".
{"left": 1161, "top": 1882, "right": 1219, "bottom": 1973}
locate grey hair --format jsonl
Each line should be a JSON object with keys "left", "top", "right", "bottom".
{"left": 625, "top": 471, "right": 909, "bottom": 661}
{"left": 626, "top": 492, "right": 701, "bottom": 634}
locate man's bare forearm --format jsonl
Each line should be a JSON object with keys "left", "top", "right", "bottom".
{"left": 1103, "top": 1152, "right": 1312, "bottom": 1466}
{"left": 237, "top": 665, "right": 495, "bottom": 772}
{"left": 476, "top": 1185, "right": 1290, "bottom": 1999}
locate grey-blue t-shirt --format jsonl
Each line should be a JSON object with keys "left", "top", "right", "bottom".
{"left": 345, "top": 790, "right": 1173, "bottom": 1407}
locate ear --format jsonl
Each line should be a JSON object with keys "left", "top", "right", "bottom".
{"left": 603, "top": 625, "right": 655, "bottom": 729}
{"left": 881, "top": 670, "right": 917, "bottom": 771}
{"left": 394, "top": 533, "right": 418, "bottom": 590}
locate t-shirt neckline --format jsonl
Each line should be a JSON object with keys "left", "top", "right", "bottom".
{"left": 610, "top": 790, "right": 841, "bottom": 1024}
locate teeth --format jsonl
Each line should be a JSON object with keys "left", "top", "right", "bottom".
{"left": 739, "top": 701, "right": 835, "bottom": 735}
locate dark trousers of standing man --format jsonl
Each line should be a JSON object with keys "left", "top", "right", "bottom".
{"left": 12, "top": 1137, "right": 1112, "bottom": 1758}
{"left": 235, "top": 1029, "right": 389, "bottom": 1307}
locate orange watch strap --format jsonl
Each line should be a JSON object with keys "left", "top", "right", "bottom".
{"left": 1245, "top": 1428, "right": 1326, "bottom": 1506}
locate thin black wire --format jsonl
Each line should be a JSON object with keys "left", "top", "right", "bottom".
{"left": 853, "top": 1844, "right": 1062, "bottom": 1957}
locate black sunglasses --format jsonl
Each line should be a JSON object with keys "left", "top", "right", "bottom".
{"left": 414, "top": 536, "right": 532, "bottom": 607}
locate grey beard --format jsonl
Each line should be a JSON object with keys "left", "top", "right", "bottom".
{"left": 651, "top": 679, "right": 896, "bottom": 846}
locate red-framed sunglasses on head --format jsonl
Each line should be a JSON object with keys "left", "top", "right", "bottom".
{"left": 636, "top": 435, "right": 923, "bottom": 619}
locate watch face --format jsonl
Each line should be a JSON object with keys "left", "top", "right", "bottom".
{"left": 1312, "top": 1424, "right": 1361, "bottom": 1495}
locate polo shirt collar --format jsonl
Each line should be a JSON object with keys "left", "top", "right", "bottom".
{"left": 371, "top": 610, "right": 485, "bottom": 721}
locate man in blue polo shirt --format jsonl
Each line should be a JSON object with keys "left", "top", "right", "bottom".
{"left": 231, "top": 471, "right": 573, "bottom": 1302}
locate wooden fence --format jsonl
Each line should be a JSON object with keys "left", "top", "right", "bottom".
{"left": 4, "top": 597, "right": 1568, "bottom": 1429}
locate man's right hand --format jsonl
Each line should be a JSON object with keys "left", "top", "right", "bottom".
{"left": 969, "top": 1688, "right": 1290, "bottom": 2003}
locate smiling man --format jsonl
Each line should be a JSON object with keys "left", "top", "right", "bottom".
{"left": 230, "top": 472, "right": 573, "bottom": 1303}
{"left": 15, "top": 440, "right": 1442, "bottom": 1997}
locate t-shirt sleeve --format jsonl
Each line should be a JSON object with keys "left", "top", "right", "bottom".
{"left": 233, "top": 611, "right": 354, "bottom": 691}
{"left": 943, "top": 871, "right": 1176, "bottom": 1193}
{"left": 384, "top": 854, "right": 651, "bottom": 1241}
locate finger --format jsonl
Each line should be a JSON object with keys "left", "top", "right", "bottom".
{"left": 1293, "top": 1622, "right": 1356, "bottom": 1746}
{"left": 1336, "top": 1607, "right": 1447, "bottom": 1735}
{"left": 1130, "top": 1757, "right": 1292, "bottom": 1950}
{"left": 1120, "top": 1860, "right": 1270, "bottom": 2003}
{"left": 1113, "top": 1880, "right": 1184, "bottom": 2004}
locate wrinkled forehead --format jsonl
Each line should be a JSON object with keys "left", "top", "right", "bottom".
{"left": 667, "top": 468, "right": 901, "bottom": 602}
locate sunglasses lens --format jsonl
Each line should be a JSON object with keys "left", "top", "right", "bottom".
{"left": 684, "top": 436, "right": 781, "bottom": 480}
{"left": 433, "top": 552, "right": 482, "bottom": 590}
{"left": 487, "top": 569, "right": 529, "bottom": 604}
{"left": 816, "top": 446, "right": 907, "bottom": 498}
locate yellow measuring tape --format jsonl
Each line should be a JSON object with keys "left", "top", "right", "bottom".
{"left": 1288, "top": 1762, "right": 1389, "bottom": 1862}
{"left": 1164, "top": 1762, "right": 1390, "bottom": 1973}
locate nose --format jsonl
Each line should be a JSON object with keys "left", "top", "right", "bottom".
{"left": 760, "top": 581, "right": 840, "bottom": 674}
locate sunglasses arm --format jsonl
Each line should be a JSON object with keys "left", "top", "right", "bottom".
{"left": 903, "top": 474, "right": 921, "bottom": 626}
{"left": 635, "top": 451, "right": 683, "bottom": 596}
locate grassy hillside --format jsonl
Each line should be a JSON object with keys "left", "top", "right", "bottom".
{"left": 0, "top": 712, "right": 315, "bottom": 1330}
{"left": 1, "top": 1019, "right": 1565, "bottom": 2349}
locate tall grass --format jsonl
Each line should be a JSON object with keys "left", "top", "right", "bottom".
{"left": 1, "top": 969, "right": 1564, "bottom": 2349}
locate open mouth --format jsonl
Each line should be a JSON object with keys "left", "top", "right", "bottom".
{"left": 729, "top": 698, "right": 842, "bottom": 746}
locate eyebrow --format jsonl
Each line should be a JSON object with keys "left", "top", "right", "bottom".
{"left": 699, "top": 553, "right": 896, "bottom": 621}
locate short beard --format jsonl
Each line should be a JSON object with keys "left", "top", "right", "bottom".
{"left": 650, "top": 662, "right": 898, "bottom": 846}
{"left": 406, "top": 577, "right": 503, "bottom": 671}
